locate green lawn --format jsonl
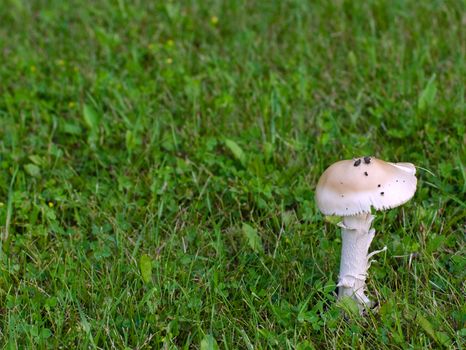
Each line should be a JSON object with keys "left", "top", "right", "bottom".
{"left": 0, "top": 0, "right": 465, "bottom": 348}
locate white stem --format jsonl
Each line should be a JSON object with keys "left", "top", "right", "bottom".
{"left": 337, "top": 213, "right": 385, "bottom": 312}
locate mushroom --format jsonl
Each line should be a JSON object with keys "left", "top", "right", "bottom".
{"left": 315, "top": 157, "right": 417, "bottom": 311}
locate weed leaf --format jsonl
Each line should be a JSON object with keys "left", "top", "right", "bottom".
{"left": 418, "top": 74, "right": 437, "bottom": 111}
{"left": 416, "top": 314, "right": 451, "bottom": 347}
{"left": 225, "top": 139, "right": 246, "bottom": 165}
{"left": 24, "top": 163, "right": 41, "bottom": 177}
{"left": 200, "top": 335, "right": 219, "bottom": 350}
{"left": 416, "top": 314, "right": 436, "bottom": 339}
{"left": 324, "top": 215, "right": 341, "bottom": 225}
{"left": 242, "top": 223, "right": 263, "bottom": 254}
{"left": 83, "top": 104, "right": 100, "bottom": 131}
{"left": 139, "top": 254, "right": 152, "bottom": 284}
{"left": 336, "top": 296, "right": 360, "bottom": 317}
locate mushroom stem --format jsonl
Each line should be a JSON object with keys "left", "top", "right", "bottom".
{"left": 337, "top": 213, "right": 384, "bottom": 311}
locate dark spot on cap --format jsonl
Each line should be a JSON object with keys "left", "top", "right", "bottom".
{"left": 364, "top": 156, "right": 371, "bottom": 164}
{"left": 377, "top": 184, "right": 381, "bottom": 188}
{"left": 346, "top": 208, "right": 348, "bottom": 210}
{"left": 341, "top": 194, "right": 344, "bottom": 197}
{"left": 354, "top": 159, "right": 361, "bottom": 167}
{"left": 340, "top": 182, "right": 343, "bottom": 185}
{"left": 364, "top": 171, "right": 368, "bottom": 176}
{"left": 396, "top": 180, "right": 399, "bottom": 182}
{"left": 380, "top": 192, "right": 384, "bottom": 196}
{"left": 403, "top": 180, "right": 405, "bottom": 183}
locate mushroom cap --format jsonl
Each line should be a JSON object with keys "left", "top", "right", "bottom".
{"left": 316, "top": 157, "right": 417, "bottom": 216}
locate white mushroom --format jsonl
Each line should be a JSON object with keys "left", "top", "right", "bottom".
{"left": 316, "top": 156, "right": 417, "bottom": 311}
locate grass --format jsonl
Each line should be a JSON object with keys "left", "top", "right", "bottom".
{"left": 0, "top": 0, "right": 464, "bottom": 348}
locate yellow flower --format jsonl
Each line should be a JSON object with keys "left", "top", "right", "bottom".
{"left": 48, "top": 202, "right": 54, "bottom": 208}
{"left": 166, "top": 58, "right": 173, "bottom": 64}
{"left": 30, "top": 65, "right": 36, "bottom": 73}
{"left": 68, "top": 102, "right": 76, "bottom": 108}
{"left": 0, "top": 202, "right": 4, "bottom": 207}
{"left": 56, "top": 59, "right": 65, "bottom": 66}
{"left": 210, "top": 16, "right": 219, "bottom": 25}
{"left": 166, "top": 39, "right": 174, "bottom": 47}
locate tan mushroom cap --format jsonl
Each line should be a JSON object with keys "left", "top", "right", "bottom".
{"left": 316, "top": 157, "right": 417, "bottom": 216}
